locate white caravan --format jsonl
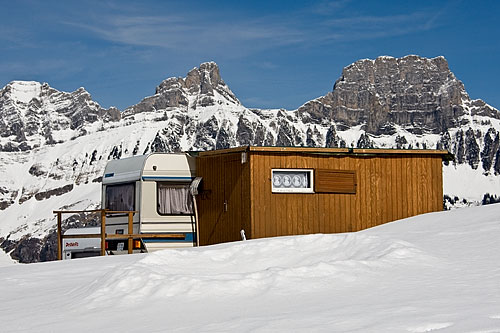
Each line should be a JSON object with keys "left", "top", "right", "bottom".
{"left": 101, "top": 153, "right": 198, "bottom": 253}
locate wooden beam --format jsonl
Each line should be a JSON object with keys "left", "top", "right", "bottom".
{"left": 197, "top": 146, "right": 249, "bottom": 156}
{"left": 62, "top": 234, "right": 102, "bottom": 239}
{"left": 57, "top": 212, "right": 62, "bottom": 260}
{"left": 61, "top": 233, "right": 186, "bottom": 240}
{"left": 106, "top": 210, "right": 138, "bottom": 214}
{"left": 106, "top": 233, "right": 186, "bottom": 239}
{"left": 128, "top": 212, "right": 133, "bottom": 254}
{"left": 198, "top": 146, "right": 453, "bottom": 161}
{"left": 53, "top": 209, "right": 104, "bottom": 214}
{"left": 100, "top": 210, "right": 106, "bottom": 256}
{"left": 52, "top": 209, "right": 138, "bottom": 214}
{"left": 249, "top": 146, "right": 350, "bottom": 154}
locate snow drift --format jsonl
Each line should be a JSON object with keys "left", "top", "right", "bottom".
{"left": 1, "top": 203, "right": 499, "bottom": 332}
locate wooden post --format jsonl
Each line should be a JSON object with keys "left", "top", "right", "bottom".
{"left": 192, "top": 194, "right": 200, "bottom": 247}
{"left": 57, "top": 212, "right": 62, "bottom": 260}
{"left": 100, "top": 210, "right": 106, "bottom": 256}
{"left": 128, "top": 211, "right": 133, "bottom": 254}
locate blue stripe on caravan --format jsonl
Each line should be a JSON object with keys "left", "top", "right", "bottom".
{"left": 142, "top": 232, "right": 195, "bottom": 243}
{"left": 104, "top": 173, "right": 114, "bottom": 178}
{"left": 142, "top": 176, "right": 194, "bottom": 181}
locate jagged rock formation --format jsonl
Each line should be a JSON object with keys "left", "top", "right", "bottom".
{"left": 298, "top": 55, "right": 500, "bottom": 135}
{"left": 0, "top": 81, "right": 120, "bottom": 152}
{"left": 1, "top": 56, "right": 500, "bottom": 263}
{"left": 124, "top": 62, "right": 240, "bottom": 115}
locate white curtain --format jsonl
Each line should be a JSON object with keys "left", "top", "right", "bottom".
{"left": 158, "top": 184, "right": 193, "bottom": 215}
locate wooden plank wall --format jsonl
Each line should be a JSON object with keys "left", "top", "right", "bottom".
{"left": 250, "top": 152, "right": 444, "bottom": 239}
{"left": 196, "top": 153, "right": 251, "bottom": 245}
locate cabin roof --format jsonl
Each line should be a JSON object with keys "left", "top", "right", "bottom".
{"left": 197, "top": 146, "right": 454, "bottom": 161}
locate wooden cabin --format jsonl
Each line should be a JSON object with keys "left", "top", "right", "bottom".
{"left": 195, "top": 146, "right": 452, "bottom": 246}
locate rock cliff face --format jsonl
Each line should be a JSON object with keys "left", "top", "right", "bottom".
{"left": 123, "top": 62, "right": 240, "bottom": 115}
{"left": 1, "top": 56, "right": 500, "bottom": 263}
{"left": 0, "top": 81, "right": 120, "bottom": 152}
{"left": 299, "top": 55, "right": 499, "bottom": 135}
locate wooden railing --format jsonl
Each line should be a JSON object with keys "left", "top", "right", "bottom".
{"left": 54, "top": 209, "right": 186, "bottom": 260}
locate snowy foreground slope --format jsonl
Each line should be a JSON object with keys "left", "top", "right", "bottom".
{"left": 1, "top": 204, "right": 499, "bottom": 332}
{"left": 0, "top": 246, "right": 16, "bottom": 267}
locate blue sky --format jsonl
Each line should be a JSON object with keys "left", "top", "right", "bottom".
{"left": 1, "top": 0, "right": 499, "bottom": 110}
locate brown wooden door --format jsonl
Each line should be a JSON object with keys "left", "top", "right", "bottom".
{"left": 198, "top": 154, "right": 245, "bottom": 245}
{"left": 222, "top": 155, "right": 243, "bottom": 243}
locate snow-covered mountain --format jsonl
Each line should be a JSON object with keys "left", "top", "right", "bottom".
{"left": 1, "top": 56, "right": 500, "bottom": 263}
{"left": 0, "top": 80, "right": 120, "bottom": 152}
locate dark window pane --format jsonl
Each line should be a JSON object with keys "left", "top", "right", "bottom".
{"left": 105, "top": 183, "right": 135, "bottom": 211}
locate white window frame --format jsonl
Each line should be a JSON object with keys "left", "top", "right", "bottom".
{"left": 271, "top": 169, "right": 314, "bottom": 193}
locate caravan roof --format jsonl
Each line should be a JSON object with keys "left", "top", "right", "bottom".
{"left": 103, "top": 153, "right": 196, "bottom": 185}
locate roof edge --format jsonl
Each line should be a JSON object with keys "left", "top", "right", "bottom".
{"left": 198, "top": 146, "right": 454, "bottom": 161}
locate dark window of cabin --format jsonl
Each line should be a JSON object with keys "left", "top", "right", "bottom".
{"left": 105, "top": 183, "right": 135, "bottom": 211}
{"left": 157, "top": 183, "right": 193, "bottom": 215}
{"left": 315, "top": 169, "right": 357, "bottom": 194}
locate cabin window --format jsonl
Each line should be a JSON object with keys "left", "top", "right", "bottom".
{"left": 271, "top": 169, "right": 314, "bottom": 193}
{"left": 105, "top": 183, "right": 135, "bottom": 211}
{"left": 315, "top": 169, "right": 357, "bottom": 194}
{"left": 157, "top": 183, "right": 194, "bottom": 215}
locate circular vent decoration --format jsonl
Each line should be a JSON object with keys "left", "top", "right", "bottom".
{"left": 272, "top": 174, "right": 282, "bottom": 187}
{"left": 271, "top": 169, "right": 312, "bottom": 192}
{"left": 282, "top": 175, "right": 292, "bottom": 187}
{"left": 292, "top": 175, "right": 303, "bottom": 187}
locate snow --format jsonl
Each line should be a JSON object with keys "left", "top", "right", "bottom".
{"left": 1, "top": 203, "right": 499, "bottom": 332}
{"left": 444, "top": 164, "right": 500, "bottom": 201}
{"left": 8, "top": 81, "right": 41, "bottom": 104}
{"left": 0, "top": 248, "right": 16, "bottom": 267}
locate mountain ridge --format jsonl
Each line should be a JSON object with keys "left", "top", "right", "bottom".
{"left": 1, "top": 55, "right": 500, "bottom": 263}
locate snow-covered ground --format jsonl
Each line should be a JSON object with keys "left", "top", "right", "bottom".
{"left": 0, "top": 248, "right": 16, "bottom": 267}
{"left": 0, "top": 204, "right": 499, "bottom": 332}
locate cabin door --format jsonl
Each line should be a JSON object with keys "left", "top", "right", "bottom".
{"left": 197, "top": 153, "right": 245, "bottom": 245}
{"left": 222, "top": 155, "right": 243, "bottom": 241}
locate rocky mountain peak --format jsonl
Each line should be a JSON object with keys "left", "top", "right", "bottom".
{"left": 298, "top": 54, "right": 497, "bottom": 136}
{"left": 185, "top": 61, "right": 223, "bottom": 93}
{"left": 3, "top": 81, "right": 43, "bottom": 104}
{"left": 125, "top": 61, "right": 240, "bottom": 116}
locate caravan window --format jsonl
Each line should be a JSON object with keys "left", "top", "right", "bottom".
{"left": 157, "top": 183, "right": 193, "bottom": 215}
{"left": 105, "top": 183, "right": 135, "bottom": 211}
